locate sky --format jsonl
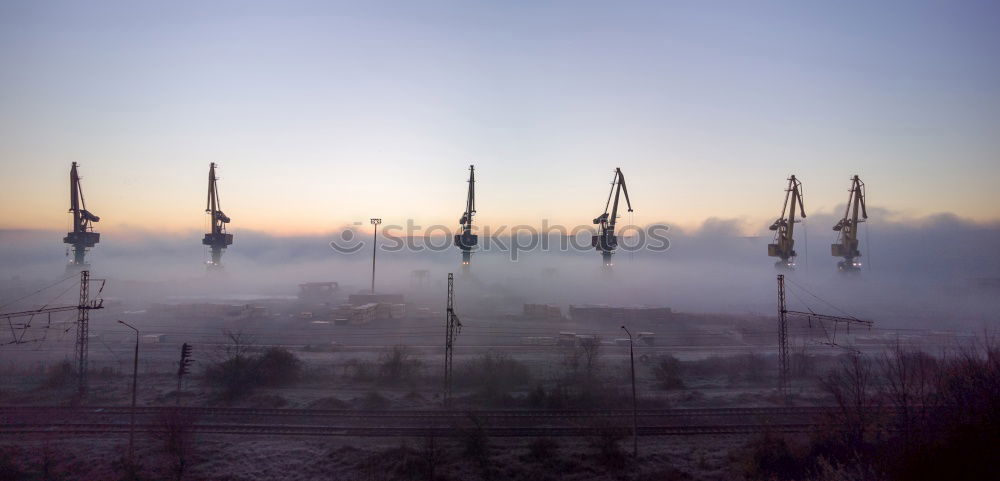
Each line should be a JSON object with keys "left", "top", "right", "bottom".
{"left": 1, "top": 0, "right": 999, "bottom": 236}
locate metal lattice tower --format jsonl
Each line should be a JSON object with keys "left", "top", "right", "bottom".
{"left": 444, "top": 273, "right": 462, "bottom": 404}
{"left": 776, "top": 274, "right": 789, "bottom": 395}
{"left": 775, "top": 274, "right": 873, "bottom": 396}
{"left": 76, "top": 270, "right": 91, "bottom": 398}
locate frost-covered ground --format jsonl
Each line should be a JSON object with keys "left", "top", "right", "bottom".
{"left": 1, "top": 432, "right": 762, "bottom": 480}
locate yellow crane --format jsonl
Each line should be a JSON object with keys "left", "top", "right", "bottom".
{"left": 768, "top": 175, "right": 805, "bottom": 269}
{"left": 831, "top": 175, "right": 868, "bottom": 272}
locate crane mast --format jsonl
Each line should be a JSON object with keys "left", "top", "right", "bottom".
{"left": 767, "top": 175, "right": 806, "bottom": 269}
{"left": 62, "top": 162, "right": 100, "bottom": 268}
{"left": 831, "top": 175, "right": 867, "bottom": 272}
{"left": 591, "top": 167, "right": 633, "bottom": 267}
{"left": 202, "top": 162, "right": 233, "bottom": 269}
{"left": 453, "top": 165, "right": 478, "bottom": 267}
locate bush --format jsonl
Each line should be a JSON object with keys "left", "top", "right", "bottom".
{"left": 202, "top": 347, "right": 303, "bottom": 401}
{"left": 456, "top": 352, "right": 532, "bottom": 401}
{"left": 377, "top": 346, "right": 422, "bottom": 385}
{"left": 39, "top": 360, "right": 76, "bottom": 390}
{"left": 256, "top": 347, "right": 303, "bottom": 387}
{"left": 750, "top": 338, "right": 1000, "bottom": 481}
{"left": 461, "top": 413, "right": 491, "bottom": 467}
{"left": 588, "top": 420, "right": 627, "bottom": 468}
{"left": 684, "top": 353, "right": 771, "bottom": 385}
{"left": 741, "top": 433, "right": 805, "bottom": 481}
{"left": 203, "top": 355, "right": 259, "bottom": 402}
{"left": 653, "top": 355, "right": 685, "bottom": 390}
{"left": 343, "top": 359, "right": 376, "bottom": 382}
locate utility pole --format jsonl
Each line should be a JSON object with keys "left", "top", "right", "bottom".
{"left": 776, "top": 275, "right": 789, "bottom": 396}
{"left": 444, "top": 273, "right": 462, "bottom": 405}
{"left": 775, "top": 274, "right": 873, "bottom": 396}
{"left": 370, "top": 218, "right": 382, "bottom": 294}
{"left": 0, "top": 271, "right": 103, "bottom": 401}
{"left": 621, "top": 325, "right": 638, "bottom": 458}
{"left": 76, "top": 270, "right": 91, "bottom": 399}
{"left": 118, "top": 320, "right": 139, "bottom": 462}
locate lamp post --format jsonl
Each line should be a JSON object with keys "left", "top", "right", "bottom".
{"left": 118, "top": 320, "right": 139, "bottom": 462}
{"left": 370, "top": 218, "right": 382, "bottom": 294}
{"left": 621, "top": 325, "right": 638, "bottom": 458}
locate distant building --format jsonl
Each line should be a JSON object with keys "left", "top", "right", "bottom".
{"left": 327, "top": 303, "right": 377, "bottom": 325}
{"left": 141, "top": 334, "right": 165, "bottom": 344}
{"left": 523, "top": 303, "right": 562, "bottom": 320}
{"left": 568, "top": 305, "right": 672, "bottom": 323}
{"left": 298, "top": 282, "right": 339, "bottom": 302}
{"left": 349, "top": 293, "right": 404, "bottom": 306}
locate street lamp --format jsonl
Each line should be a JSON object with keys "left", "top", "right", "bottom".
{"left": 118, "top": 320, "right": 139, "bottom": 462}
{"left": 370, "top": 218, "right": 382, "bottom": 294}
{"left": 621, "top": 325, "right": 638, "bottom": 458}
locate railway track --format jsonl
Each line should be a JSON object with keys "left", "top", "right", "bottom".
{"left": 0, "top": 422, "right": 819, "bottom": 437}
{"left": 0, "top": 405, "right": 833, "bottom": 437}
{"left": 0, "top": 405, "right": 837, "bottom": 418}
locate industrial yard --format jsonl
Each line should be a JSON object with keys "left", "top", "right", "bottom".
{"left": 3, "top": 1, "right": 1000, "bottom": 480}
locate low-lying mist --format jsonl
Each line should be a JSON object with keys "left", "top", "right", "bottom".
{"left": 2, "top": 207, "right": 998, "bottom": 330}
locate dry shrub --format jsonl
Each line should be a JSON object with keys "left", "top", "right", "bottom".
{"left": 39, "top": 360, "right": 76, "bottom": 390}
{"left": 377, "top": 345, "right": 422, "bottom": 385}
{"left": 455, "top": 352, "right": 532, "bottom": 403}
{"left": 653, "top": 355, "right": 685, "bottom": 390}
{"left": 746, "top": 336, "right": 1000, "bottom": 481}
{"left": 587, "top": 418, "right": 628, "bottom": 468}
{"left": 202, "top": 347, "right": 303, "bottom": 402}
{"left": 154, "top": 409, "right": 197, "bottom": 481}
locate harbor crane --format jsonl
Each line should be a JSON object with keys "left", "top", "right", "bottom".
{"left": 592, "top": 167, "right": 633, "bottom": 267}
{"left": 202, "top": 162, "right": 233, "bottom": 269}
{"left": 63, "top": 162, "right": 100, "bottom": 268}
{"left": 767, "top": 175, "right": 806, "bottom": 269}
{"left": 831, "top": 175, "right": 867, "bottom": 272}
{"left": 453, "top": 165, "right": 478, "bottom": 267}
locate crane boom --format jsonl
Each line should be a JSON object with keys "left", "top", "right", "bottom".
{"left": 831, "top": 175, "right": 867, "bottom": 271}
{"left": 767, "top": 175, "right": 805, "bottom": 269}
{"left": 453, "top": 165, "right": 478, "bottom": 267}
{"left": 592, "top": 168, "right": 633, "bottom": 267}
{"left": 201, "top": 162, "right": 233, "bottom": 269}
{"left": 62, "top": 162, "right": 100, "bottom": 267}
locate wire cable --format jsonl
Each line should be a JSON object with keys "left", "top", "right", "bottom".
{"left": 0, "top": 274, "right": 78, "bottom": 311}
